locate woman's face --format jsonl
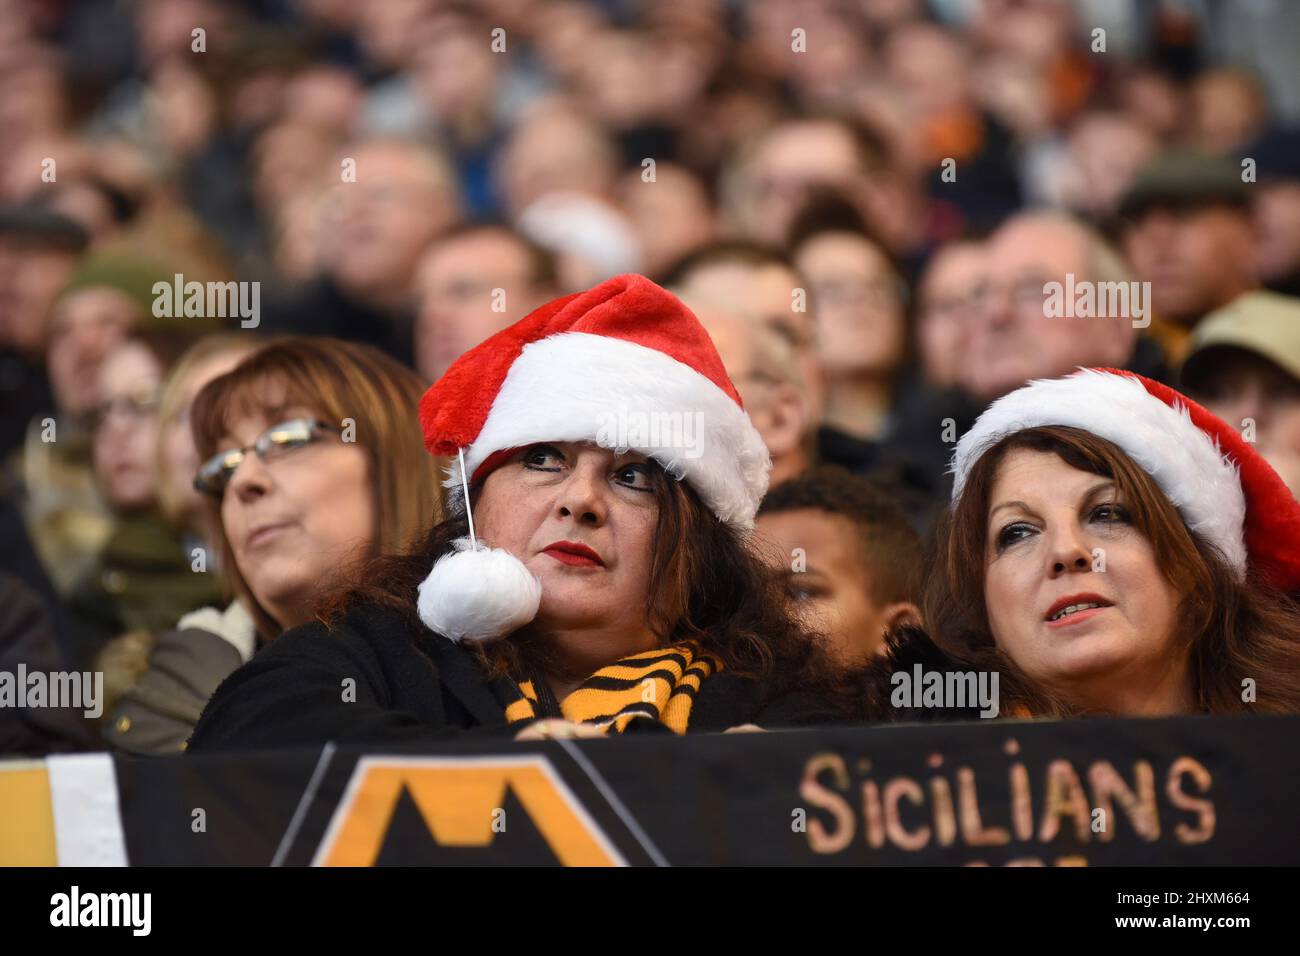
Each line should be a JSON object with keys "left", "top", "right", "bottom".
{"left": 49, "top": 287, "right": 138, "bottom": 416}
{"left": 93, "top": 341, "right": 163, "bottom": 511}
{"left": 982, "top": 448, "right": 1185, "bottom": 711}
{"left": 472, "top": 442, "right": 660, "bottom": 638}
{"left": 218, "top": 404, "right": 376, "bottom": 630}
{"left": 795, "top": 231, "right": 906, "bottom": 378}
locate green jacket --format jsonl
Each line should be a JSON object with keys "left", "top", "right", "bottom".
{"left": 66, "top": 510, "right": 222, "bottom": 670}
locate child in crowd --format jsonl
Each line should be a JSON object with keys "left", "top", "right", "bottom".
{"left": 755, "top": 466, "right": 923, "bottom": 663}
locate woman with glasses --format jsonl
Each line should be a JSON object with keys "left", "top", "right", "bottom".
{"left": 63, "top": 328, "right": 219, "bottom": 672}
{"left": 101, "top": 336, "right": 442, "bottom": 754}
{"left": 98, "top": 334, "right": 258, "bottom": 753}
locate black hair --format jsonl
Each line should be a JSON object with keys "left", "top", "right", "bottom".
{"left": 759, "top": 465, "right": 923, "bottom": 605}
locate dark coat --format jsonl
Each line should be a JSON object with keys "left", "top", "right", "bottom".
{"left": 0, "top": 571, "right": 96, "bottom": 755}
{"left": 188, "top": 604, "right": 826, "bottom": 752}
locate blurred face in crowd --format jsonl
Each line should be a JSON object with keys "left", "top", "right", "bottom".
{"left": 252, "top": 121, "right": 338, "bottom": 213}
{"left": 579, "top": 28, "right": 661, "bottom": 127}
{"left": 321, "top": 142, "right": 459, "bottom": 308}
{"left": 1254, "top": 181, "right": 1300, "bottom": 284}
{"left": 675, "top": 259, "right": 823, "bottom": 420}
{"left": 354, "top": 0, "right": 431, "bottom": 71}
{"left": 530, "top": 0, "right": 609, "bottom": 81}
{"left": 93, "top": 341, "right": 163, "bottom": 511}
{"left": 414, "top": 230, "right": 552, "bottom": 381}
{"left": 0, "top": 240, "right": 80, "bottom": 357}
{"left": 962, "top": 216, "right": 1133, "bottom": 404}
{"left": 216, "top": 402, "right": 376, "bottom": 629}
{"left": 795, "top": 231, "right": 905, "bottom": 380}
{"left": 983, "top": 449, "right": 1186, "bottom": 714}
{"left": 47, "top": 287, "right": 140, "bottom": 416}
{"left": 1117, "top": 68, "right": 1185, "bottom": 142}
{"left": 755, "top": 508, "right": 896, "bottom": 663}
{"left": 1190, "top": 350, "right": 1300, "bottom": 497}
{"left": 1122, "top": 204, "right": 1255, "bottom": 327}
{"left": 473, "top": 442, "right": 659, "bottom": 653}
{"left": 1063, "top": 112, "right": 1158, "bottom": 219}
{"left": 616, "top": 164, "right": 716, "bottom": 278}
{"left": 282, "top": 66, "right": 363, "bottom": 136}
{"left": 271, "top": 187, "right": 328, "bottom": 284}
{"left": 413, "top": 20, "right": 500, "bottom": 120}
{"left": 917, "top": 240, "right": 985, "bottom": 390}
{"left": 134, "top": 0, "right": 230, "bottom": 67}
{"left": 1190, "top": 70, "right": 1266, "bottom": 156}
{"left": 699, "top": 306, "right": 807, "bottom": 485}
{"left": 784, "top": 13, "right": 868, "bottom": 108}
{"left": 738, "top": 121, "right": 862, "bottom": 248}
{"left": 975, "top": 0, "right": 1071, "bottom": 64}
{"left": 884, "top": 22, "right": 969, "bottom": 121}
{"left": 496, "top": 105, "right": 620, "bottom": 220}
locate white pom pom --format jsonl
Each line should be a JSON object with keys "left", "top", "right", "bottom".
{"left": 416, "top": 537, "right": 542, "bottom": 643}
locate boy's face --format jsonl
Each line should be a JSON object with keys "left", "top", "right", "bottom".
{"left": 1189, "top": 350, "right": 1300, "bottom": 497}
{"left": 754, "top": 508, "right": 893, "bottom": 663}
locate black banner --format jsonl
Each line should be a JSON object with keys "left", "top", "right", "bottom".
{"left": 110, "top": 714, "right": 1300, "bottom": 866}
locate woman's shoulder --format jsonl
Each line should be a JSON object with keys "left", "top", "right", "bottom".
{"left": 224, "top": 603, "right": 473, "bottom": 712}
{"left": 255, "top": 603, "right": 428, "bottom": 666}
{"left": 187, "top": 602, "right": 506, "bottom": 752}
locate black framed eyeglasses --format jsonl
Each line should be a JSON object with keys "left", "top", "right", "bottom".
{"left": 193, "top": 418, "right": 340, "bottom": 498}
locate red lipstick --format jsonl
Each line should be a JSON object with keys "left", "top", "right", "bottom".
{"left": 542, "top": 540, "right": 605, "bottom": 568}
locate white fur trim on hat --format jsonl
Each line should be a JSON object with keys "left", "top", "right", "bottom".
{"left": 950, "top": 369, "right": 1248, "bottom": 570}
{"left": 443, "top": 331, "right": 771, "bottom": 531}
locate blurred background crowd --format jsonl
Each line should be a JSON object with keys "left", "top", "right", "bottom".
{"left": 3, "top": 0, "right": 1300, "bottom": 753}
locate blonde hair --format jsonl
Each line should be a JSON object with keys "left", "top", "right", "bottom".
{"left": 156, "top": 334, "right": 261, "bottom": 529}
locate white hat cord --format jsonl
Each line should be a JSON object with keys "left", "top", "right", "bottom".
{"left": 415, "top": 448, "right": 542, "bottom": 644}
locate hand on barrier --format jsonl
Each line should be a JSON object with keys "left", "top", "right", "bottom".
{"left": 514, "top": 719, "right": 608, "bottom": 741}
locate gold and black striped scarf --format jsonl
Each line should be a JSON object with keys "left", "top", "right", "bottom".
{"left": 499, "top": 646, "right": 721, "bottom": 734}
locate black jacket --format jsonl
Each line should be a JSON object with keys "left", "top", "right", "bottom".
{"left": 188, "top": 604, "right": 822, "bottom": 752}
{"left": 0, "top": 571, "right": 96, "bottom": 755}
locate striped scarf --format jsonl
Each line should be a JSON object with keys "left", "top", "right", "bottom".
{"left": 499, "top": 645, "right": 721, "bottom": 734}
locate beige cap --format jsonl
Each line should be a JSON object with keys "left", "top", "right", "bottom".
{"left": 1180, "top": 291, "right": 1300, "bottom": 390}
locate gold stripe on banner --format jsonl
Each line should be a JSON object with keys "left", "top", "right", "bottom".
{"left": 0, "top": 762, "right": 58, "bottom": 866}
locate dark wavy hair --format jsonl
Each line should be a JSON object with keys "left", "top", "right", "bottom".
{"left": 320, "top": 457, "right": 856, "bottom": 717}
{"left": 925, "top": 425, "right": 1300, "bottom": 716}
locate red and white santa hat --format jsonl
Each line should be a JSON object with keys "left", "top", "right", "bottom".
{"left": 414, "top": 273, "right": 770, "bottom": 643}
{"left": 950, "top": 367, "right": 1300, "bottom": 592}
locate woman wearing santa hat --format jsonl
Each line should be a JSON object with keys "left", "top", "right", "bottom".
{"left": 917, "top": 367, "right": 1300, "bottom": 718}
{"left": 188, "top": 274, "right": 850, "bottom": 750}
